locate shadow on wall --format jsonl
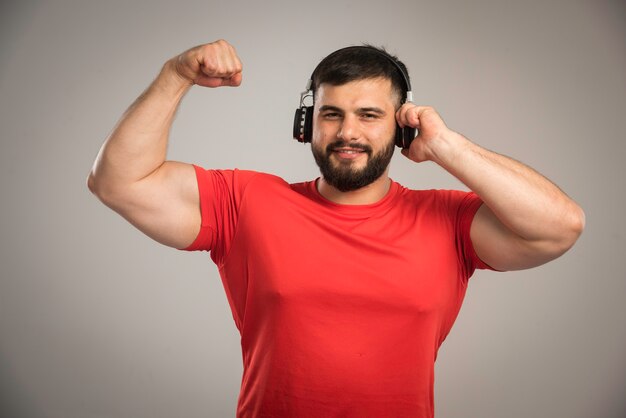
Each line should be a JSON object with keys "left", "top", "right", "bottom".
{"left": 0, "top": 0, "right": 42, "bottom": 79}
{"left": 0, "top": 353, "right": 43, "bottom": 418}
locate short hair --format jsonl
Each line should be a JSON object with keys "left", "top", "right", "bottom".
{"left": 311, "top": 45, "right": 410, "bottom": 108}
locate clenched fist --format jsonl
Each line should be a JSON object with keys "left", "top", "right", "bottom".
{"left": 172, "top": 39, "right": 243, "bottom": 88}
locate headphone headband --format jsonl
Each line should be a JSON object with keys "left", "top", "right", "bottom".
{"left": 306, "top": 46, "right": 413, "bottom": 104}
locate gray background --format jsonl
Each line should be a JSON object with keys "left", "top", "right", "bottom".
{"left": 1, "top": 0, "right": 624, "bottom": 417}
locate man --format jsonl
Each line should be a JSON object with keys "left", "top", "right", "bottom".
{"left": 88, "top": 39, "right": 584, "bottom": 417}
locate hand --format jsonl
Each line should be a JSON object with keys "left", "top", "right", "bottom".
{"left": 395, "top": 104, "right": 453, "bottom": 163}
{"left": 172, "top": 39, "right": 243, "bottom": 88}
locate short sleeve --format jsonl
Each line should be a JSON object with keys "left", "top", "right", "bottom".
{"left": 456, "top": 192, "right": 496, "bottom": 277}
{"left": 180, "top": 166, "right": 259, "bottom": 266}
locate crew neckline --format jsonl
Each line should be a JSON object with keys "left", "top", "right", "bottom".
{"left": 305, "top": 178, "right": 401, "bottom": 216}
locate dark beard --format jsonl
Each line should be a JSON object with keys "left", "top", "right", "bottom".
{"left": 312, "top": 139, "right": 395, "bottom": 192}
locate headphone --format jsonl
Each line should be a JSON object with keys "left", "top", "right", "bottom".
{"left": 292, "top": 46, "right": 416, "bottom": 149}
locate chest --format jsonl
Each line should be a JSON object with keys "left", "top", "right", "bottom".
{"left": 225, "top": 190, "right": 464, "bottom": 320}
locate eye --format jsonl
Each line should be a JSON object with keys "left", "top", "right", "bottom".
{"left": 322, "top": 112, "right": 341, "bottom": 120}
{"left": 361, "top": 113, "right": 379, "bottom": 120}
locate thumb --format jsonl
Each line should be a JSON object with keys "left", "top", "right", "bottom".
{"left": 225, "top": 72, "right": 243, "bottom": 87}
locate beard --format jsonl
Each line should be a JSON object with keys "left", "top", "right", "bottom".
{"left": 312, "top": 137, "right": 395, "bottom": 192}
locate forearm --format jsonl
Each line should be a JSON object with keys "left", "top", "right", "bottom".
{"left": 433, "top": 130, "right": 584, "bottom": 245}
{"left": 88, "top": 59, "right": 192, "bottom": 194}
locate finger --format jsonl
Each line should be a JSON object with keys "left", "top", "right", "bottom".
{"left": 396, "top": 103, "right": 416, "bottom": 128}
{"left": 194, "top": 74, "right": 240, "bottom": 88}
{"left": 214, "top": 45, "right": 242, "bottom": 77}
{"left": 396, "top": 108, "right": 404, "bottom": 128}
{"left": 193, "top": 75, "right": 230, "bottom": 88}
{"left": 200, "top": 59, "right": 240, "bottom": 79}
{"left": 406, "top": 107, "right": 421, "bottom": 128}
{"left": 207, "top": 55, "right": 242, "bottom": 86}
{"left": 225, "top": 71, "right": 243, "bottom": 87}
{"left": 396, "top": 103, "right": 411, "bottom": 128}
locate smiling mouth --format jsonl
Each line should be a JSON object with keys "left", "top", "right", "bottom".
{"left": 328, "top": 142, "right": 371, "bottom": 160}
{"left": 331, "top": 148, "right": 368, "bottom": 161}
{"left": 333, "top": 148, "right": 365, "bottom": 154}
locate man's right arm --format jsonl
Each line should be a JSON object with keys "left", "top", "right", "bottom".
{"left": 87, "top": 40, "right": 243, "bottom": 249}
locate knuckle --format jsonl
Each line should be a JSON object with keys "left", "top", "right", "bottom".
{"left": 203, "top": 60, "right": 217, "bottom": 72}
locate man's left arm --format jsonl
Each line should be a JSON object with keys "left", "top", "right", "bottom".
{"left": 397, "top": 105, "right": 585, "bottom": 271}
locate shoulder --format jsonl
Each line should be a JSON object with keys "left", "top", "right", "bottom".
{"left": 395, "top": 182, "right": 474, "bottom": 206}
{"left": 235, "top": 170, "right": 291, "bottom": 191}
{"left": 193, "top": 167, "right": 289, "bottom": 189}
{"left": 392, "top": 182, "right": 482, "bottom": 221}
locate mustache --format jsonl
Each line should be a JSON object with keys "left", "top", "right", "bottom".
{"left": 326, "top": 141, "right": 372, "bottom": 154}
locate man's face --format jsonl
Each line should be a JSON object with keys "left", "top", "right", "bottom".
{"left": 311, "top": 77, "right": 398, "bottom": 192}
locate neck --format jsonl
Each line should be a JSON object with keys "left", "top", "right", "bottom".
{"left": 317, "top": 172, "right": 391, "bottom": 205}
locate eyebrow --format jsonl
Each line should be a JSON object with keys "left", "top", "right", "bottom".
{"left": 318, "top": 105, "right": 387, "bottom": 115}
{"left": 318, "top": 105, "right": 343, "bottom": 113}
{"left": 358, "top": 107, "right": 386, "bottom": 115}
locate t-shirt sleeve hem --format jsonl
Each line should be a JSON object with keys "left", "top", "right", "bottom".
{"left": 461, "top": 193, "right": 499, "bottom": 272}
{"left": 177, "top": 164, "right": 213, "bottom": 252}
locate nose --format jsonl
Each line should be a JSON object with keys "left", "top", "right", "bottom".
{"left": 337, "top": 115, "right": 360, "bottom": 141}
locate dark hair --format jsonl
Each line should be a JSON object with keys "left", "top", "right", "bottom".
{"left": 311, "top": 45, "right": 410, "bottom": 107}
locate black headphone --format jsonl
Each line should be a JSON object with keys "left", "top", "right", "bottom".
{"left": 292, "top": 46, "right": 416, "bottom": 149}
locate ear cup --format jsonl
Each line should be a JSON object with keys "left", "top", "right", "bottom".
{"left": 303, "top": 106, "right": 313, "bottom": 143}
{"left": 293, "top": 106, "right": 314, "bottom": 143}
{"left": 293, "top": 108, "right": 305, "bottom": 142}
{"left": 403, "top": 126, "right": 417, "bottom": 149}
{"left": 395, "top": 125, "right": 417, "bottom": 149}
{"left": 394, "top": 124, "right": 403, "bottom": 148}
{"left": 292, "top": 106, "right": 312, "bottom": 143}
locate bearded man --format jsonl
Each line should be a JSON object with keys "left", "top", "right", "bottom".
{"left": 88, "top": 39, "right": 584, "bottom": 418}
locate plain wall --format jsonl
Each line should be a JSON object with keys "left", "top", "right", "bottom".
{"left": 1, "top": 0, "right": 625, "bottom": 417}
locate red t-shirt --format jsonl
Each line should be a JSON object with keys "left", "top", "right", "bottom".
{"left": 183, "top": 166, "right": 491, "bottom": 418}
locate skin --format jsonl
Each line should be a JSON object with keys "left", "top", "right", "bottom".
{"left": 88, "top": 39, "right": 585, "bottom": 271}
{"left": 312, "top": 78, "right": 397, "bottom": 204}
